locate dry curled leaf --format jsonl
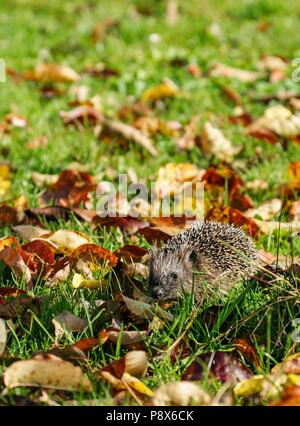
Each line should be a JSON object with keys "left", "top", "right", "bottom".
{"left": 245, "top": 198, "right": 282, "bottom": 221}
{"left": 24, "top": 63, "right": 80, "bottom": 83}
{"left": 40, "top": 169, "right": 96, "bottom": 208}
{"left": 102, "top": 118, "right": 158, "bottom": 156}
{"left": 52, "top": 310, "right": 88, "bottom": 338}
{"left": 152, "top": 382, "right": 211, "bottom": 406}
{"left": 200, "top": 121, "right": 241, "bottom": 162}
{"left": 248, "top": 105, "right": 300, "bottom": 138}
{"left": 122, "top": 295, "right": 173, "bottom": 321}
{"left": 209, "top": 63, "right": 262, "bottom": 82}
{"left": 4, "top": 357, "right": 92, "bottom": 391}
{"left": 0, "top": 318, "right": 7, "bottom": 355}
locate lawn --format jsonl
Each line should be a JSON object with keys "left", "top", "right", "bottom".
{"left": 0, "top": 0, "right": 300, "bottom": 406}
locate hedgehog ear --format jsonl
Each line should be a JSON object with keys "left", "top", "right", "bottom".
{"left": 189, "top": 250, "right": 197, "bottom": 264}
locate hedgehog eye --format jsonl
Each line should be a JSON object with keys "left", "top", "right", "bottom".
{"left": 170, "top": 272, "right": 178, "bottom": 280}
{"left": 189, "top": 250, "right": 197, "bottom": 264}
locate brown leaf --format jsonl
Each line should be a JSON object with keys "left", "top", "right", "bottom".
{"left": 182, "top": 351, "right": 252, "bottom": 383}
{"left": 206, "top": 206, "right": 260, "bottom": 237}
{"left": 115, "top": 245, "right": 148, "bottom": 262}
{"left": 24, "top": 63, "right": 80, "bottom": 83}
{"left": 187, "top": 63, "right": 202, "bottom": 78}
{"left": 12, "top": 224, "right": 50, "bottom": 241}
{"left": 100, "top": 350, "right": 148, "bottom": 381}
{"left": 246, "top": 128, "right": 279, "bottom": 144}
{"left": 0, "top": 247, "right": 32, "bottom": 285}
{"left": 73, "top": 337, "right": 100, "bottom": 352}
{"left": 273, "top": 386, "right": 300, "bottom": 406}
{"left": 52, "top": 310, "right": 88, "bottom": 338}
{"left": 71, "top": 243, "right": 118, "bottom": 268}
{"left": 209, "top": 63, "right": 262, "bottom": 82}
{"left": 233, "top": 339, "right": 260, "bottom": 368}
{"left": 102, "top": 118, "right": 158, "bottom": 156}
{"left": 107, "top": 329, "right": 148, "bottom": 346}
{"left": 0, "top": 294, "right": 39, "bottom": 320}
{"left": 95, "top": 216, "right": 148, "bottom": 235}
{"left": 0, "top": 204, "right": 25, "bottom": 225}
{"left": 40, "top": 169, "right": 96, "bottom": 208}
{"left": 60, "top": 105, "right": 103, "bottom": 127}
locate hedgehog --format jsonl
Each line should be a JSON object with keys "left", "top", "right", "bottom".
{"left": 148, "top": 221, "right": 260, "bottom": 303}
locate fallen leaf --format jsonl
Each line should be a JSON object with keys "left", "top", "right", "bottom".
{"left": 71, "top": 243, "right": 118, "bottom": 269}
{"left": 187, "top": 63, "right": 202, "bottom": 78}
{"left": 0, "top": 318, "right": 7, "bottom": 355}
{"left": 245, "top": 198, "right": 282, "bottom": 221}
{"left": 152, "top": 382, "right": 211, "bottom": 406}
{"left": 200, "top": 121, "right": 241, "bottom": 162}
{"left": 52, "top": 310, "right": 88, "bottom": 338}
{"left": 142, "top": 78, "right": 179, "bottom": 102}
{"left": 0, "top": 164, "right": 12, "bottom": 198}
{"left": 31, "top": 171, "right": 59, "bottom": 187}
{"left": 233, "top": 339, "right": 260, "bottom": 368}
{"left": 46, "top": 230, "right": 92, "bottom": 252}
{"left": 206, "top": 206, "right": 259, "bottom": 236}
{"left": 100, "top": 350, "right": 148, "bottom": 379}
{"left": 0, "top": 294, "right": 40, "bottom": 320}
{"left": 40, "top": 169, "right": 96, "bottom": 208}
{"left": 182, "top": 351, "right": 252, "bottom": 383}
{"left": 125, "top": 262, "right": 148, "bottom": 279}
{"left": 107, "top": 329, "right": 148, "bottom": 346}
{"left": 12, "top": 225, "right": 50, "bottom": 241}
{"left": 24, "top": 63, "right": 80, "bottom": 83}
{"left": 115, "top": 245, "right": 148, "bottom": 262}
{"left": 102, "top": 118, "right": 158, "bottom": 156}
{"left": 234, "top": 375, "right": 264, "bottom": 398}
{"left": 4, "top": 357, "right": 92, "bottom": 391}
{"left": 60, "top": 105, "right": 103, "bottom": 127}
{"left": 0, "top": 247, "right": 32, "bottom": 286}
{"left": 122, "top": 295, "right": 173, "bottom": 321}
{"left": 258, "top": 55, "right": 288, "bottom": 83}
{"left": 72, "top": 272, "right": 105, "bottom": 289}
{"left": 248, "top": 105, "right": 300, "bottom": 138}
{"left": 209, "top": 63, "right": 262, "bottom": 82}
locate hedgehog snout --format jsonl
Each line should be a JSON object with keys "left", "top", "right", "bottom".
{"left": 151, "top": 286, "right": 165, "bottom": 299}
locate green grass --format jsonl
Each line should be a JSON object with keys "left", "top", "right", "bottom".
{"left": 0, "top": 0, "right": 300, "bottom": 406}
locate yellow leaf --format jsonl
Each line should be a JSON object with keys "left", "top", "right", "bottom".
{"left": 0, "top": 164, "right": 11, "bottom": 198}
{"left": 72, "top": 272, "right": 105, "bottom": 289}
{"left": 122, "top": 373, "right": 153, "bottom": 397}
{"left": 234, "top": 375, "right": 264, "bottom": 398}
{"left": 142, "top": 79, "right": 179, "bottom": 102}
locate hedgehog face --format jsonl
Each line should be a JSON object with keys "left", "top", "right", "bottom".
{"left": 148, "top": 246, "right": 196, "bottom": 300}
